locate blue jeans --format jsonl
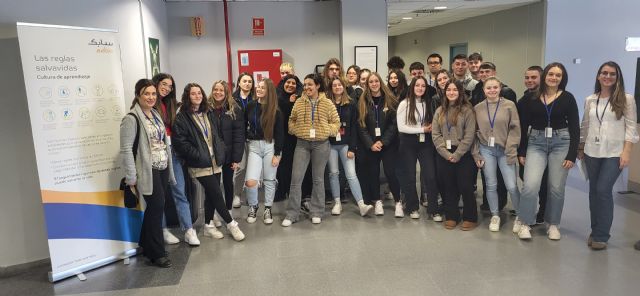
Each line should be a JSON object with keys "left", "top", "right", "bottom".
{"left": 479, "top": 144, "right": 520, "bottom": 216}
{"left": 328, "top": 144, "right": 364, "bottom": 202}
{"left": 519, "top": 128, "right": 571, "bottom": 225}
{"left": 162, "top": 148, "right": 193, "bottom": 230}
{"left": 584, "top": 155, "right": 621, "bottom": 243}
{"left": 245, "top": 140, "right": 279, "bottom": 207}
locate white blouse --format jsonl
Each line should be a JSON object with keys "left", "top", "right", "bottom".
{"left": 580, "top": 93, "right": 639, "bottom": 158}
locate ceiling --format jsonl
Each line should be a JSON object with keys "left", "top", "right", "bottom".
{"left": 387, "top": 0, "right": 540, "bottom": 36}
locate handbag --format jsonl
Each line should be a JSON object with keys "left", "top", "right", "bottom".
{"left": 120, "top": 112, "right": 140, "bottom": 208}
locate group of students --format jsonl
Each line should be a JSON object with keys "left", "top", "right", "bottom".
{"left": 120, "top": 53, "right": 638, "bottom": 268}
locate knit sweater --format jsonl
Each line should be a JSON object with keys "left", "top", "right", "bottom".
{"left": 288, "top": 92, "right": 340, "bottom": 141}
{"left": 472, "top": 98, "right": 521, "bottom": 164}
{"left": 431, "top": 105, "right": 476, "bottom": 162}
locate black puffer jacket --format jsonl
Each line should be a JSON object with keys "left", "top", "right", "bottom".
{"left": 276, "top": 75, "right": 303, "bottom": 126}
{"left": 211, "top": 102, "right": 245, "bottom": 165}
{"left": 173, "top": 110, "right": 226, "bottom": 168}
{"left": 329, "top": 100, "right": 359, "bottom": 152}
{"left": 357, "top": 94, "right": 398, "bottom": 149}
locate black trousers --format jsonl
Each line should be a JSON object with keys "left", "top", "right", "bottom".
{"left": 398, "top": 134, "right": 440, "bottom": 214}
{"left": 221, "top": 165, "right": 234, "bottom": 210}
{"left": 480, "top": 169, "right": 507, "bottom": 210}
{"left": 276, "top": 134, "right": 297, "bottom": 200}
{"left": 197, "top": 173, "right": 232, "bottom": 224}
{"left": 437, "top": 151, "right": 478, "bottom": 222}
{"left": 358, "top": 144, "right": 401, "bottom": 205}
{"left": 520, "top": 164, "right": 548, "bottom": 219}
{"left": 140, "top": 169, "right": 169, "bottom": 260}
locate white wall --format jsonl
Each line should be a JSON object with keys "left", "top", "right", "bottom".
{"left": 0, "top": 0, "right": 168, "bottom": 268}
{"left": 340, "top": 0, "right": 389, "bottom": 75}
{"left": 166, "top": 1, "right": 341, "bottom": 91}
{"left": 390, "top": 2, "right": 545, "bottom": 96}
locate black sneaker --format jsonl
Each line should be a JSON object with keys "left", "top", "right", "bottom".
{"left": 247, "top": 206, "right": 258, "bottom": 223}
{"left": 151, "top": 257, "right": 172, "bottom": 268}
{"left": 263, "top": 207, "right": 273, "bottom": 224}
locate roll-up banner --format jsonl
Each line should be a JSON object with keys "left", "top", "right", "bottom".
{"left": 16, "top": 22, "right": 141, "bottom": 282}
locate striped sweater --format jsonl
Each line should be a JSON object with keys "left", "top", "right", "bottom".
{"left": 288, "top": 92, "right": 340, "bottom": 141}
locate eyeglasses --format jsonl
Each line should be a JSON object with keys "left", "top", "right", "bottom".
{"left": 599, "top": 71, "right": 617, "bottom": 78}
{"left": 160, "top": 82, "right": 173, "bottom": 90}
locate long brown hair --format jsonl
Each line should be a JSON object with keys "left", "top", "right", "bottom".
{"left": 181, "top": 83, "right": 209, "bottom": 113}
{"left": 405, "top": 76, "right": 431, "bottom": 125}
{"left": 327, "top": 77, "right": 351, "bottom": 106}
{"left": 358, "top": 72, "right": 398, "bottom": 127}
{"left": 257, "top": 79, "right": 279, "bottom": 142}
{"left": 208, "top": 80, "right": 239, "bottom": 119}
{"left": 322, "top": 58, "right": 345, "bottom": 89}
{"left": 130, "top": 79, "right": 156, "bottom": 109}
{"left": 594, "top": 61, "right": 627, "bottom": 120}
{"left": 152, "top": 73, "right": 177, "bottom": 127}
{"left": 438, "top": 80, "right": 470, "bottom": 126}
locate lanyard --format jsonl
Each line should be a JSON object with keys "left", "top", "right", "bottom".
{"left": 310, "top": 99, "right": 318, "bottom": 127}
{"left": 417, "top": 99, "right": 426, "bottom": 125}
{"left": 253, "top": 103, "right": 260, "bottom": 133}
{"left": 445, "top": 111, "right": 453, "bottom": 134}
{"left": 144, "top": 111, "right": 164, "bottom": 141}
{"left": 195, "top": 112, "right": 209, "bottom": 138}
{"left": 337, "top": 104, "right": 343, "bottom": 120}
{"left": 595, "top": 95, "right": 610, "bottom": 127}
{"left": 486, "top": 98, "right": 501, "bottom": 130}
{"left": 543, "top": 92, "right": 558, "bottom": 127}
{"left": 374, "top": 104, "right": 380, "bottom": 127}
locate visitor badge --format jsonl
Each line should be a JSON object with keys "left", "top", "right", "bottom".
{"left": 446, "top": 139, "right": 452, "bottom": 149}
{"left": 545, "top": 127, "right": 553, "bottom": 138}
{"left": 419, "top": 133, "right": 425, "bottom": 143}
{"left": 310, "top": 129, "right": 316, "bottom": 138}
{"left": 341, "top": 122, "right": 347, "bottom": 127}
{"left": 489, "top": 136, "right": 495, "bottom": 147}
{"left": 594, "top": 136, "right": 600, "bottom": 145}
{"left": 335, "top": 133, "right": 341, "bottom": 141}
{"left": 375, "top": 127, "right": 381, "bottom": 137}
{"left": 166, "top": 135, "right": 171, "bottom": 145}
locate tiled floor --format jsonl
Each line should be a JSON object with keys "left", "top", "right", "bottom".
{"left": 2, "top": 170, "right": 640, "bottom": 296}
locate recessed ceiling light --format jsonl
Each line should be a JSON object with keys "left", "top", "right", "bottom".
{"left": 402, "top": 17, "right": 413, "bottom": 20}
{"left": 434, "top": 6, "right": 447, "bottom": 10}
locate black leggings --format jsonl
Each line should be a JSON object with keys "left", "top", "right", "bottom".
{"left": 358, "top": 145, "right": 401, "bottom": 204}
{"left": 437, "top": 151, "right": 478, "bottom": 222}
{"left": 221, "top": 165, "right": 234, "bottom": 210}
{"left": 140, "top": 169, "right": 168, "bottom": 260}
{"left": 197, "top": 174, "right": 232, "bottom": 224}
{"left": 398, "top": 134, "right": 440, "bottom": 214}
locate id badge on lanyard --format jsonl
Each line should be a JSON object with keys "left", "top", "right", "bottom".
{"left": 310, "top": 128, "right": 316, "bottom": 138}
{"left": 446, "top": 139, "right": 452, "bottom": 149}
{"left": 419, "top": 133, "right": 425, "bottom": 143}
{"left": 488, "top": 136, "right": 495, "bottom": 147}
{"left": 375, "top": 127, "right": 381, "bottom": 137}
{"left": 545, "top": 127, "right": 553, "bottom": 138}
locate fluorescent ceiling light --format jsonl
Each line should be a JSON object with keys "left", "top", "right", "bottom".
{"left": 402, "top": 17, "right": 413, "bottom": 20}
{"left": 434, "top": 6, "right": 447, "bottom": 10}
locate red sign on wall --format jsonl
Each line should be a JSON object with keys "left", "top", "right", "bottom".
{"left": 252, "top": 17, "right": 264, "bottom": 36}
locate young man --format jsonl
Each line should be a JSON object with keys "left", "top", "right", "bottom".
{"left": 387, "top": 56, "right": 405, "bottom": 73}
{"left": 517, "top": 65, "right": 547, "bottom": 224}
{"left": 426, "top": 53, "right": 443, "bottom": 87}
{"left": 468, "top": 52, "right": 483, "bottom": 81}
{"left": 409, "top": 61, "right": 425, "bottom": 79}
{"left": 451, "top": 54, "right": 477, "bottom": 94}
{"left": 469, "top": 62, "right": 516, "bottom": 213}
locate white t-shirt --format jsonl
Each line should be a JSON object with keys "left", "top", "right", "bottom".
{"left": 580, "top": 93, "right": 638, "bottom": 158}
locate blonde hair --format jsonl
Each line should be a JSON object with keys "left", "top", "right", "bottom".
{"left": 208, "top": 80, "right": 239, "bottom": 119}
{"left": 280, "top": 62, "right": 294, "bottom": 73}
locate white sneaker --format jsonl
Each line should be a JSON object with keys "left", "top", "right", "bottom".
{"left": 263, "top": 207, "right": 273, "bottom": 225}
{"left": 184, "top": 228, "right": 200, "bottom": 246}
{"left": 357, "top": 201, "right": 373, "bottom": 217}
{"left": 232, "top": 195, "right": 241, "bottom": 208}
{"left": 432, "top": 214, "right": 443, "bottom": 222}
{"left": 547, "top": 225, "right": 561, "bottom": 240}
{"left": 203, "top": 223, "right": 224, "bottom": 239}
{"left": 311, "top": 217, "right": 322, "bottom": 224}
{"left": 518, "top": 225, "right": 532, "bottom": 240}
{"left": 394, "top": 202, "right": 404, "bottom": 218}
{"left": 227, "top": 221, "right": 245, "bottom": 241}
{"left": 163, "top": 229, "right": 179, "bottom": 245}
{"left": 281, "top": 219, "right": 292, "bottom": 227}
{"left": 374, "top": 200, "right": 384, "bottom": 216}
{"left": 489, "top": 216, "right": 500, "bottom": 232}
{"left": 410, "top": 210, "right": 420, "bottom": 219}
{"left": 512, "top": 217, "right": 522, "bottom": 233}
{"left": 331, "top": 199, "right": 342, "bottom": 215}
{"left": 213, "top": 212, "right": 222, "bottom": 227}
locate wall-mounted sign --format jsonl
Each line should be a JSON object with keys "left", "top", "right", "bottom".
{"left": 625, "top": 37, "right": 640, "bottom": 52}
{"left": 149, "top": 38, "right": 160, "bottom": 76}
{"left": 252, "top": 17, "right": 264, "bottom": 36}
{"left": 190, "top": 16, "right": 205, "bottom": 38}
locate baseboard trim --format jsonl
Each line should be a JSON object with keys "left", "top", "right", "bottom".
{"left": 629, "top": 180, "right": 640, "bottom": 194}
{"left": 0, "top": 258, "right": 50, "bottom": 278}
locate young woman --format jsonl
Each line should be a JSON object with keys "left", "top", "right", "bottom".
{"left": 472, "top": 77, "right": 521, "bottom": 232}
{"left": 359, "top": 68, "right": 371, "bottom": 89}
{"left": 208, "top": 80, "right": 245, "bottom": 226}
{"left": 432, "top": 80, "right": 477, "bottom": 230}
{"left": 282, "top": 74, "right": 341, "bottom": 226}
{"left": 357, "top": 72, "right": 401, "bottom": 216}
{"left": 578, "top": 61, "right": 638, "bottom": 250}
{"left": 244, "top": 79, "right": 284, "bottom": 224}
{"left": 517, "top": 63, "right": 579, "bottom": 240}
{"left": 173, "top": 83, "right": 245, "bottom": 241}
{"left": 327, "top": 77, "right": 374, "bottom": 217}
{"left": 346, "top": 65, "right": 363, "bottom": 100}
{"left": 397, "top": 76, "right": 441, "bottom": 220}
{"left": 152, "top": 73, "right": 198, "bottom": 246}
{"left": 387, "top": 69, "right": 408, "bottom": 101}
{"left": 433, "top": 69, "right": 450, "bottom": 109}
{"left": 231, "top": 73, "right": 255, "bottom": 208}
{"left": 120, "top": 79, "right": 176, "bottom": 267}
{"left": 275, "top": 74, "right": 302, "bottom": 201}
